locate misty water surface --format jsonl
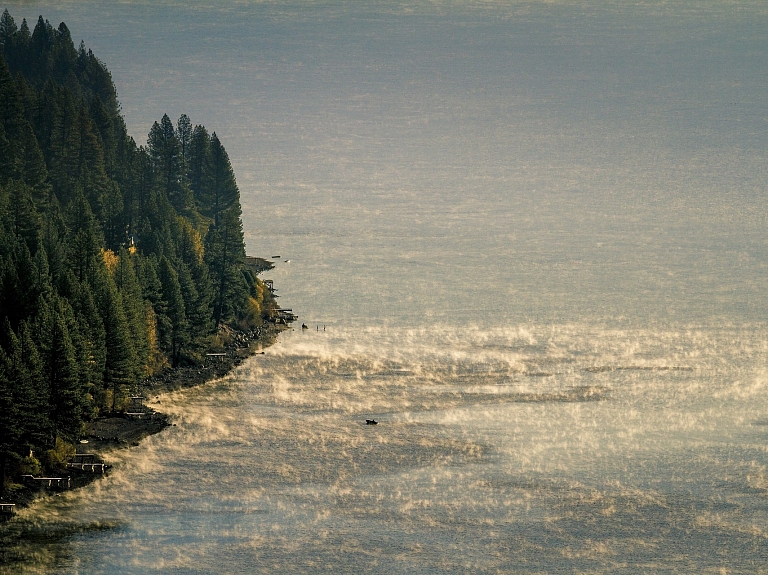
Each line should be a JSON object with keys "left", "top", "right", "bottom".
{"left": 3, "top": 1, "right": 768, "bottom": 573}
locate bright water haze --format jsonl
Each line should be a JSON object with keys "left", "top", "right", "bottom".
{"left": 3, "top": 1, "right": 768, "bottom": 573}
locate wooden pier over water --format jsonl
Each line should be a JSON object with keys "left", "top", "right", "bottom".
{"left": 22, "top": 475, "right": 70, "bottom": 489}
{"left": 67, "top": 454, "right": 107, "bottom": 473}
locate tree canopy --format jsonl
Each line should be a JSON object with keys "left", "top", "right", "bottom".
{"left": 0, "top": 10, "right": 276, "bottom": 490}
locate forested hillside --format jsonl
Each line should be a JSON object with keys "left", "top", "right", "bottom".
{"left": 0, "top": 12, "right": 275, "bottom": 485}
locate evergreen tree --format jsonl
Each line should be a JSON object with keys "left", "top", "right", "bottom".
{"left": 1, "top": 318, "right": 49, "bottom": 456}
{"left": 177, "top": 113, "right": 192, "bottom": 165}
{"left": 66, "top": 188, "right": 102, "bottom": 282}
{"left": 6, "top": 179, "right": 40, "bottom": 253}
{"left": 35, "top": 293, "right": 87, "bottom": 443}
{"left": 34, "top": 80, "right": 63, "bottom": 168}
{"left": 0, "top": 17, "right": 31, "bottom": 101}
{"left": 29, "top": 17, "right": 53, "bottom": 81}
{"left": 43, "top": 83, "right": 80, "bottom": 203}
{"left": 101, "top": 179, "right": 126, "bottom": 249}
{"left": 188, "top": 124, "right": 210, "bottom": 209}
{"left": 59, "top": 269, "right": 106, "bottom": 404}
{"left": 17, "top": 119, "right": 49, "bottom": 198}
{"left": 0, "top": 50, "right": 27, "bottom": 182}
{"left": 0, "top": 10, "right": 17, "bottom": 48}
{"left": 148, "top": 114, "right": 193, "bottom": 214}
{"left": 0, "top": 232, "right": 41, "bottom": 329}
{"left": 114, "top": 247, "right": 150, "bottom": 377}
{"left": 41, "top": 194, "right": 68, "bottom": 287}
{"left": 135, "top": 252, "right": 163, "bottom": 310}
{"left": 135, "top": 145, "right": 154, "bottom": 221}
{"left": 75, "top": 105, "right": 110, "bottom": 220}
{"left": 205, "top": 205, "right": 247, "bottom": 328}
{"left": 204, "top": 133, "right": 239, "bottom": 228}
{"left": 177, "top": 218, "right": 213, "bottom": 337}
{"left": 89, "top": 95, "right": 116, "bottom": 176}
{"left": 93, "top": 264, "right": 136, "bottom": 410}
{"left": 134, "top": 253, "right": 165, "bottom": 371}
{"left": 158, "top": 255, "right": 188, "bottom": 367}
{"left": 51, "top": 23, "right": 78, "bottom": 89}
{"left": 17, "top": 18, "right": 31, "bottom": 51}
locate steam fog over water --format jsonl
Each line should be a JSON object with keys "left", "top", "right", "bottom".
{"left": 3, "top": 1, "right": 768, "bottom": 573}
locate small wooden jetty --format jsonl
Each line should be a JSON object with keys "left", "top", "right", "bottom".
{"left": 22, "top": 475, "right": 70, "bottom": 489}
{"left": 67, "top": 454, "right": 107, "bottom": 473}
{"left": 0, "top": 503, "right": 15, "bottom": 515}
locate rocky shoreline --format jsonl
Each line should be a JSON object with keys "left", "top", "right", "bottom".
{"left": 0, "top": 321, "right": 286, "bottom": 521}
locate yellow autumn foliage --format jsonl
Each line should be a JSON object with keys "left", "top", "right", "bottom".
{"left": 178, "top": 217, "right": 205, "bottom": 263}
{"left": 101, "top": 248, "right": 119, "bottom": 273}
{"left": 254, "top": 279, "right": 266, "bottom": 301}
{"left": 245, "top": 296, "right": 262, "bottom": 323}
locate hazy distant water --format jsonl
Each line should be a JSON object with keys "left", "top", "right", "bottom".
{"left": 3, "top": 1, "right": 768, "bottom": 573}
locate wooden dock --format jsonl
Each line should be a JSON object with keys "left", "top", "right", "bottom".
{"left": 66, "top": 462, "right": 107, "bottom": 472}
{"left": 67, "top": 454, "right": 107, "bottom": 473}
{"left": 22, "top": 475, "right": 71, "bottom": 489}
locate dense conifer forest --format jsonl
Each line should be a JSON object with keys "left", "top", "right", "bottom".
{"left": 0, "top": 12, "right": 276, "bottom": 488}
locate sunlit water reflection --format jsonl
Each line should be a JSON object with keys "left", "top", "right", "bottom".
{"left": 4, "top": 325, "right": 767, "bottom": 573}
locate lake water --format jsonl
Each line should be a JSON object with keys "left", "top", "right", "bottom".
{"left": 3, "top": 1, "right": 768, "bottom": 573}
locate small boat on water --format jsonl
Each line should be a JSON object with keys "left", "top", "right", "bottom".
{"left": 365, "top": 419, "right": 378, "bottom": 425}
